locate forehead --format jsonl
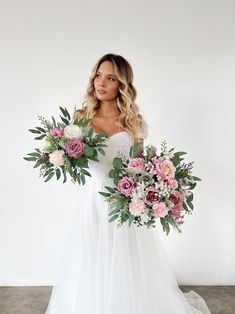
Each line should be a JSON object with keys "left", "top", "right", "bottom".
{"left": 97, "top": 60, "right": 115, "bottom": 75}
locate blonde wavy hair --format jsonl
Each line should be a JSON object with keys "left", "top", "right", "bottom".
{"left": 73, "top": 53, "right": 148, "bottom": 143}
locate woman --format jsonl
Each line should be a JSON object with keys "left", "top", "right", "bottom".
{"left": 45, "top": 53, "right": 211, "bottom": 313}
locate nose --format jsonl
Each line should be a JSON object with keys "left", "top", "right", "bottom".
{"left": 99, "top": 77, "right": 106, "bottom": 87}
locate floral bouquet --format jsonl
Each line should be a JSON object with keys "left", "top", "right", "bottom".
{"left": 24, "top": 106, "right": 108, "bottom": 185}
{"left": 99, "top": 141, "right": 201, "bottom": 234}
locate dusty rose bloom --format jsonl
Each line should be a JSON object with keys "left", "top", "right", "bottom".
{"left": 65, "top": 138, "right": 84, "bottom": 158}
{"left": 128, "top": 158, "right": 144, "bottom": 173}
{"left": 144, "top": 186, "right": 159, "bottom": 205}
{"left": 117, "top": 177, "right": 137, "bottom": 197}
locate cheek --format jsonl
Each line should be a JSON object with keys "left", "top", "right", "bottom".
{"left": 109, "top": 83, "right": 120, "bottom": 94}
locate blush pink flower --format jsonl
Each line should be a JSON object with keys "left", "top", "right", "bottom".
{"left": 49, "top": 150, "right": 65, "bottom": 166}
{"left": 169, "top": 191, "right": 184, "bottom": 211}
{"left": 50, "top": 128, "right": 64, "bottom": 139}
{"left": 167, "top": 178, "right": 178, "bottom": 190}
{"left": 128, "top": 158, "right": 144, "bottom": 173}
{"left": 65, "top": 138, "right": 84, "bottom": 158}
{"left": 161, "top": 160, "right": 176, "bottom": 178}
{"left": 117, "top": 176, "right": 137, "bottom": 197}
{"left": 146, "top": 158, "right": 163, "bottom": 175}
{"left": 144, "top": 186, "right": 159, "bottom": 205}
{"left": 152, "top": 202, "right": 168, "bottom": 218}
{"left": 129, "top": 199, "right": 145, "bottom": 216}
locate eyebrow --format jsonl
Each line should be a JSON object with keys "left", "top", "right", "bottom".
{"left": 97, "top": 71, "right": 116, "bottom": 77}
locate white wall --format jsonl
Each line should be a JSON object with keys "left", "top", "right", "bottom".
{"left": 0, "top": 0, "right": 234, "bottom": 286}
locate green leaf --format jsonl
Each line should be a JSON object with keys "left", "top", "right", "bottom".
{"left": 62, "top": 169, "right": 67, "bottom": 183}
{"left": 160, "top": 218, "right": 170, "bottom": 235}
{"left": 108, "top": 214, "right": 119, "bottom": 222}
{"left": 183, "top": 202, "right": 188, "bottom": 212}
{"left": 52, "top": 116, "right": 57, "bottom": 128}
{"left": 113, "top": 200, "right": 125, "bottom": 210}
{"left": 84, "top": 146, "right": 94, "bottom": 157}
{"left": 109, "top": 169, "right": 120, "bottom": 178}
{"left": 74, "top": 157, "right": 88, "bottom": 168}
{"left": 104, "top": 186, "right": 116, "bottom": 193}
{"left": 175, "top": 151, "right": 187, "bottom": 156}
{"left": 34, "top": 134, "right": 46, "bottom": 140}
{"left": 77, "top": 174, "right": 81, "bottom": 184}
{"left": 189, "top": 182, "right": 196, "bottom": 190}
{"left": 56, "top": 168, "right": 61, "bottom": 180}
{"left": 113, "top": 157, "right": 123, "bottom": 169}
{"left": 60, "top": 116, "right": 69, "bottom": 125}
{"left": 64, "top": 107, "right": 71, "bottom": 120}
{"left": 192, "top": 176, "right": 202, "bottom": 181}
{"left": 35, "top": 127, "right": 46, "bottom": 133}
{"left": 98, "top": 147, "right": 105, "bottom": 155}
{"left": 44, "top": 171, "right": 55, "bottom": 182}
{"left": 108, "top": 208, "right": 121, "bottom": 216}
{"left": 81, "top": 174, "right": 85, "bottom": 185}
{"left": 23, "top": 156, "right": 37, "bottom": 161}
{"left": 187, "top": 193, "right": 193, "bottom": 202}
{"left": 33, "top": 159, "right": 44, "bottom": 168}
{"left": 187, "top": 201, "right": 194, "bottom": 210}
{"left": 165, "top": 215, "right": 175, "bottom": 225}
{"left": 128, "top": 214, "right": 135, "bottom": 226}
{"left": 95, "top": 133, "right": 108, "bottom": 140}
{"left": 27, "top": 152, "right": 41, "bottom": 157}
{"left": 129, "top": 143, "right": 141, "bottom": 158}
{"left": 98, "top": 191, "right": 111, "bottom": 197}
{"left": 29, "top": 128, "right": 41, "bottom": 134}
{"left": 80, "top": 168, "right": 91, "bottom": 177}
{"left": 59, "top": 106, "right": 67, "bottom": 117}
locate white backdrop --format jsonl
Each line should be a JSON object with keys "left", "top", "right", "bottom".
{"left": 0, "top": 0, "right": 234, "bottom": 286}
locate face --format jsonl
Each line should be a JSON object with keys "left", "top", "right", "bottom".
{"left": 94, "top": 60, "right": 120, "bottom": 101}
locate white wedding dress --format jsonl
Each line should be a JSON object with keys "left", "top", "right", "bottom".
{"left": 45, "top": 131, "right": 211, "bottom": 314}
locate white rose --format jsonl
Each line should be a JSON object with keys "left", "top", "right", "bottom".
{"left": 49, "top": 150, "right": 65, "bottom": 166}
{"left": 42, "top": 137, "right": 52, "bottom": 152}
{"left": 64, "top": 124, "right": 83, "bottom": 139}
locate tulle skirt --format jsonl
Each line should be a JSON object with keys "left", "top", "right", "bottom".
{"left": 45, "top": 176, "right": 211, "bottom": 314}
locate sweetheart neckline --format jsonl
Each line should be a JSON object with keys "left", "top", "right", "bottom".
{"left": 94, "top": 131, "right": 128, "bottom": 138}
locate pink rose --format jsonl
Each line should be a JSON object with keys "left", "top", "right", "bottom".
{"left": 49, "top": 150, "right": 65, "bottom": 166}
{"left": 129, "top": 199, "right": 145, "bottom": 216}
{"left": 50, "top": 128, "right": 64, "bottom": 139}
{"left": 117, "top": 176, "right": 137, "bottom": 197}
{"left": 146, "top": 158, "right": 163, "bottom": 175}
{"left": 161, "top": 160, "right": 176, "bottom": 178}
{"left": 169, "top": 191, "right": 184, "bottom": 211}
{"left": 167, "top": 178, "right": 178, "bottom": 190}
{"left": 152, "top": 202, "right": 168, "bottom": 218}
{"left": 128, "top": 158, "right": 144, "bottom": 173}
{"left": 65, "top": 138, "right": 84, "bottom": 158}
{"left": 144, "top": 186, "right": 159, "bottom": 205}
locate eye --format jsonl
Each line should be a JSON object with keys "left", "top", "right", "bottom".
{"left": 108, "top": 77, "right": 115, "bottom": 81}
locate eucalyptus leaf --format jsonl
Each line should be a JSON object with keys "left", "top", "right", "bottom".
{"left": 29, "top": 128, "right": 41, "bottom": 134}
{"left": 108, "top": 214, "right": 119, "bottom": 222}
{"left": 44, "top": 171, "right": 55, "bottom": 182}
{"left": 34, "top": 134, "right": 46, "bottom": 140}
{"left": 113, "top": 157, "right": 123, "bottom": 169}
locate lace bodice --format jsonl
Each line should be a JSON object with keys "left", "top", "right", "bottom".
{"left": 88, "top": 132, "right": 132, "bottom": 183}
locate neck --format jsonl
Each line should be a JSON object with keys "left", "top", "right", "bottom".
{"left": 97, "top": 99, "right": 120, "bottom": 117}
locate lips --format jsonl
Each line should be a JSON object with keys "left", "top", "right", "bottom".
{"left": 97, "top": 89, "right": 107, "bottom": 95}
